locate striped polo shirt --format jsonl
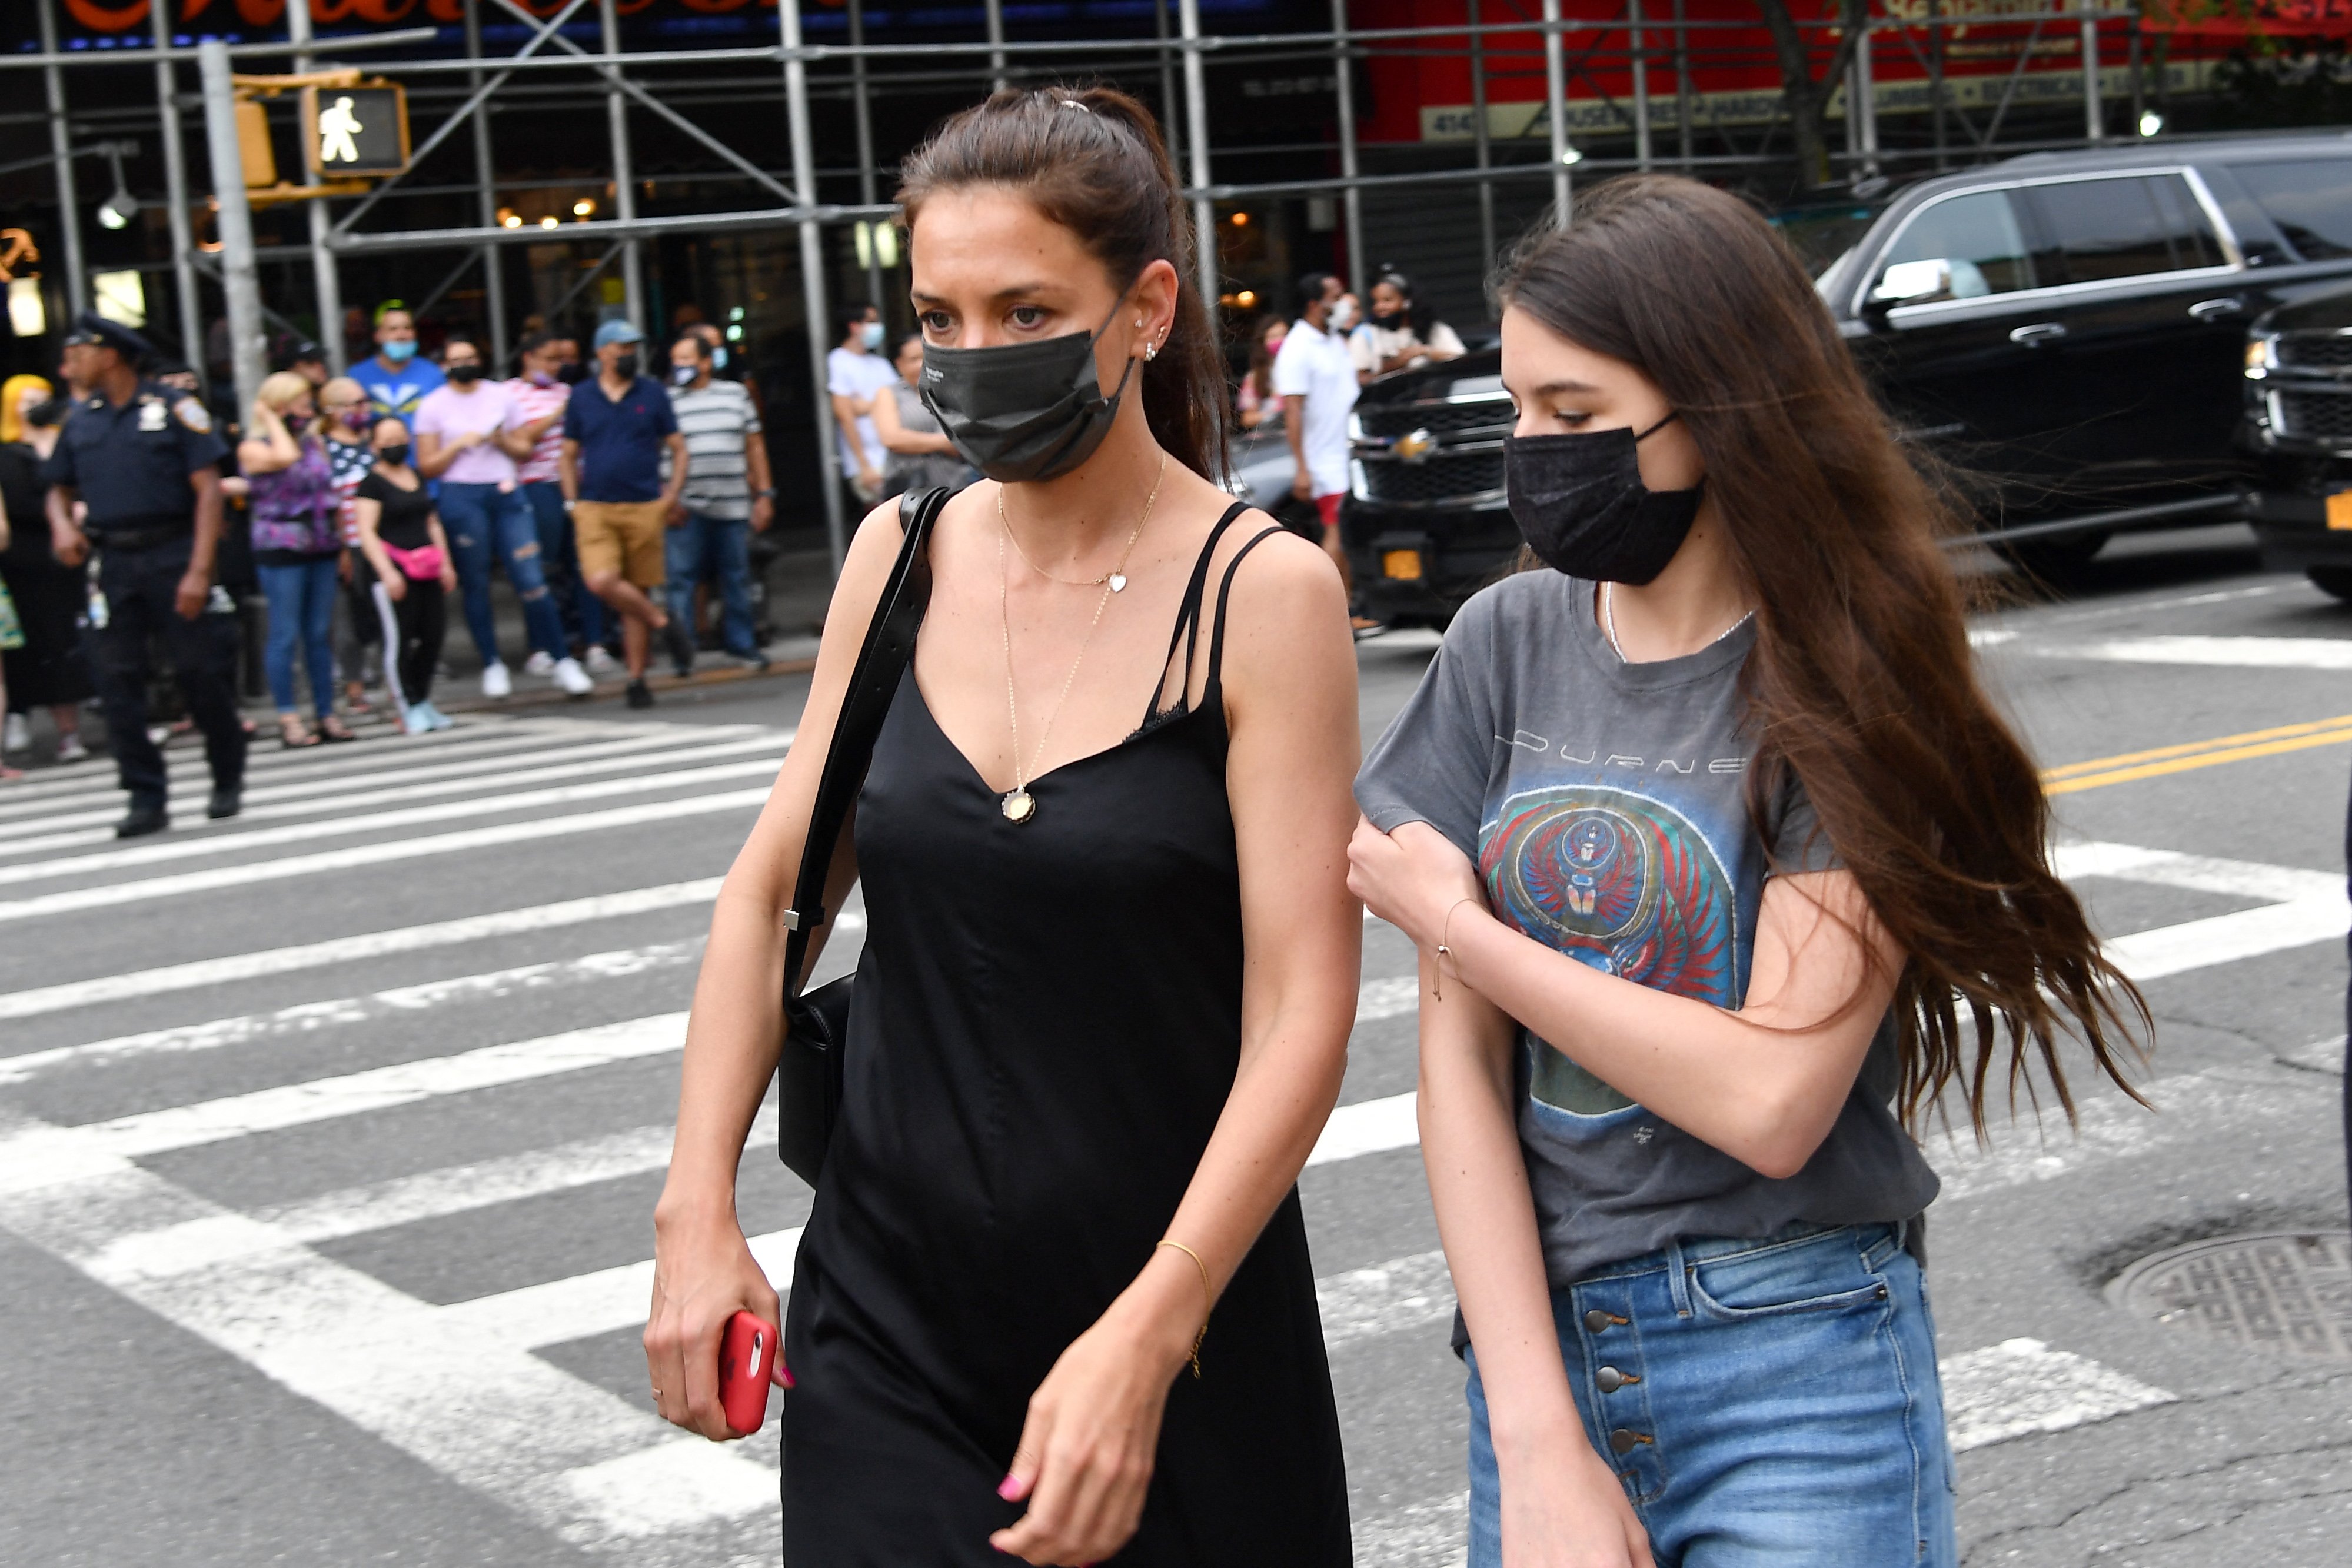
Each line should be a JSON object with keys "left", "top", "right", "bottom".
{"left": 663, "top": 378, "right": 761, "bottom": 521}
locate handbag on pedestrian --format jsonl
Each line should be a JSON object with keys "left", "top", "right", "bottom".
{"left": 773, "top": 483, "right": 945, "bottom": 1183}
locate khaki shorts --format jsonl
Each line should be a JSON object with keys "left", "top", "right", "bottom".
{"left": 573, "top": 500, "right": 668, "bottom": 590}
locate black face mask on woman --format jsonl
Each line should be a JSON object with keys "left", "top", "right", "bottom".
{"left": 1504, "top": 412, "right": 1704, "bottom": 585}
{"left": 917, "top": 297, "right": 1141, "bottom": 483}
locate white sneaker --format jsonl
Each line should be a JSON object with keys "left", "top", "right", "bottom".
{"left": 585, "top": 645, "right": 619, "bottom": 674}
{"left": 523, "top": 650, "right": 556, "bottom": 677}
{"left": 1, "top": 713, "right": 25, "bottom": 754}
{"left": 54, "top": 733, "right": 89, "bottom": 764}
{"left": 480, "top": 661, "right": 512, "bottom": 699}
{"left": 552, "top": 656, "right": 594, "bottom": 695}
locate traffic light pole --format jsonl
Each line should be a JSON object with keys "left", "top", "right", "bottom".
{"left": 197, "top": 41, "right": 267, "bottom": 427}
{"left": 284, "top": 1, "right": 347, "bottom": 375}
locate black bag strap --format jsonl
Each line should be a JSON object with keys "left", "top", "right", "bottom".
{"left": 781, "top": 486, "right": 948, "bottom": 999}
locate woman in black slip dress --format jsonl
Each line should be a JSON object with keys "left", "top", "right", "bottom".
{"left": 645, "top": 87, "right": 1362, "bottom": 1567}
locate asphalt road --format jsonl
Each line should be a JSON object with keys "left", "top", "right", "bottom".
{"left": 1, "top": 522, "right": 2346, "bottom": 1566}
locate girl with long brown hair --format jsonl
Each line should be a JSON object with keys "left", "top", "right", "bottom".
{"left": 643, "top": 87, "right": 1359, "bottom": 1566}
{"left": 1349, "top": 174, "right": 2145, "bottom": 1567}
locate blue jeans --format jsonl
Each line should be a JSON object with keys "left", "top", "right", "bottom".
{"left": 1467, "top": 1223, "right": 1955, "bottom": 1567}
{"left": 663, "top": 510, "right": 757, "bottom": 656}
{"left": 438, "top": 481, "right": 565, "bottom": 667}
{"left": 520, "top": 480, "right": 607, "bottom": 651}
{"left": 256, "top": 556, "right": 341, "bottom": 719}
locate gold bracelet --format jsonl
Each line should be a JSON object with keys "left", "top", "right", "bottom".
{"left": 1156, "top": 1238, "right": 1212, "bottom": 1379}
{"left": 1432, "top": 895, "right": 1479, "bottom": 1001}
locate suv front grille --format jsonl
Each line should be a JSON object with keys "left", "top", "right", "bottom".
{"left": 2276, "top": 387, "right": 2352, "bottom": 442}
{"left": 1356, "top": 401, "right": 1512, "bottom": 440}
{"left": 1357, "top": 448, "right": 1507, "bottom": 504}
{"left": 2278, "top": 333, "right": 2352, "bottom": 371}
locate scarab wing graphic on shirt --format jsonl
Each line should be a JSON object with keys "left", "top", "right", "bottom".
{"left": 1480, "top": 784, "right": 1740, "bottom": 1115}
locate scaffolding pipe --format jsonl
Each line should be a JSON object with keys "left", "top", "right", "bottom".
{"left": 1674, "top": 0, "right": 1693, "bottom": 169}
{"left": 152, "top": 0, "right": 205, "bottom": 378}
{"left": 1929, "top": 0, "right": 1949, "bottom": 168}
{"left": 1179, "top": 0, "right": 1217, "bottom": 337}
{"left": 780, "top": 0, "right": 849, "bottom": 578}
{"left": 465, "top": 2, "right": 510, "bottom": 372}
{"left": 1155, "top": 0, "right": 1182, "bottom": 174}
{"left": 38, "top": 0, "right": 87, "bottom": 319}
{"left": 600, "top": 0, "right": 645, "bottom": 332}
{"left": 197, "top": 42, "right": 264, "bottom": 425}
{"left": 1332, "top": 0, "right": 1365, "bottom": 287}
{"left": 849, "top": 0, "right": 887, "bottom": 321}
{"left": 1856, "top": 8, "right": 1879, "bottom": 175}
{"left": 1630, "top": 0, "right": 1651, "bottom": 171}
{"left": 2080, "top": 0, "right": 2103, "bottom": 142}
{"left": 1470, "top": 0, "right": 1495, "bottom": 271}
{"left": 287, "top": 0, "right": 348, "bottom": 374}
{"left": 986, "top": 0, "right": 1009, "bottom": 92}
{"left": 1543, "top": 0, "right": 1571, "bottom": 225}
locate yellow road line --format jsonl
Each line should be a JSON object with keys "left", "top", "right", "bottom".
{"left": 2045, "top": 718, "right": 2352, "bottom": 795}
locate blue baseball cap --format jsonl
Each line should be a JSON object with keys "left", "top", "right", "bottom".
{"left": 593, "top": 319, "right": 644, "bottom": 350}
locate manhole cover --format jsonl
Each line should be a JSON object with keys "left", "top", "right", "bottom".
{"left": 2107, "top": 1230, "right": 2352, "bottom": 1361}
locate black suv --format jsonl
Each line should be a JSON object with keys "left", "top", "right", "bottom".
{"left": 1345, "top": 134, "right": 2352, "bottom": 624}
{"left": 2246, "top": 285, "right": 2352, "bottom": 600}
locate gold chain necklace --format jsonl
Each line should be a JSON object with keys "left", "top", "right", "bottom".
{"left": 995, "top": 454, "right": 1165, "bottom": 594}
{"left": 997, "top": 457, "right": 1170, "bottom": 824}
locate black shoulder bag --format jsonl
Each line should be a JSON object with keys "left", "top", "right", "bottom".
{"left": 775, "top": 485, "right": 946, "bottom": 1185}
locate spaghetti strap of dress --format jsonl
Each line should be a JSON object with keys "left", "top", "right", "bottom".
{"left": 1139, "top": 501, "right": 1252, "bottom": 731}
{"left": 1200, "top": 523, "right": 1288, "bottom": 711}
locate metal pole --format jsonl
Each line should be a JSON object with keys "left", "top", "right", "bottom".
{"left": 152, "top": 0, "right": 205, "bottom": 377}
{"left": 985, "top": 0, "right": 1008, "bottom": 94}
{"left": 1543, "top": 0, "right": 1571, "bottom": 226}
{"left": 1155, "top": 0, "right": 1182, "bottom": 174}
{"left": 1179, "top": 0, "right": 1217, "bottom": 337}
{"left": 1855, "top": 6, "right": 1878, "bottom": 176}
{"left": 848, "top": 0, "right": 886, "bottom": 321}
{"left": 465, "top": 2, "right": 509, "bottom": 371}
{"left": 1674, "top": 0, "right": 1693, "bottom": 170}
{"left": 2080, "top": 0, "right": 2103, "bottom": 142}
{"left": 1332, "top": 0, "right": 1365, "bottom": 287}
{"left": 286, "top": 0, "right": 348, "bottom": 374}
{"left": 197, "top": 42, "right": 265, "bottom": 425}
{"left": 1470, "top": 0, "right": 1495, "bottom": 271}
{"left": 38, "top": 0, "right": 87, "bottom": 319}
{"left": 2130, "top": 10, "right": 2144, "bottom": 134}
{"left": 1629, "top": 0, "right": 1651, "bottom": 171}
{"left": 780, "top": 0, "right": 848, "bottom": 578}
{"left": 1929, "top": 0, "right": 1948, "bottom": 170}
{"left": 601, "top": 0, "right": 644, "bottom": 334}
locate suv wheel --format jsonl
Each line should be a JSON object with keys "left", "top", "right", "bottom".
{"left": 2308, "top": 567, "right": 2352, "bottom": 604}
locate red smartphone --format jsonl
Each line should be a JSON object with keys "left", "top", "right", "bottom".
{"left": 719, "top": 1310, "right": 779, "bottom": 1436}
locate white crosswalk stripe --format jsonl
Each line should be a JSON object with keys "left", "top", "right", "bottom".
{"left": 0, "top": 717, "right": 2338, "bottom": 1563}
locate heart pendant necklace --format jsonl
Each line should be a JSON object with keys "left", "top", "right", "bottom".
{"left": 997, "top": 457, "right": 1169, "bottom": 825}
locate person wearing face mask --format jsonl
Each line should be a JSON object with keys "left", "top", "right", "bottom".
{"left": 350, "top": 302, "right": 444, "bottom": 435}
{"left": 0, "top": 375, "right": 92, "bottom": 766}
{"left": 353, "top": 416, "right": 460, "bottom": 734}
{"left": 510, "top": 330, "right": 613, "bottom": 674}
{"left": 241, "top": 372, "right": 354, "bottom": 748}
{"left": 1349, "top": 266, "right": 1466, "bottom": 384}
{"left": 414, "top": 334, "right": 593, "bottom": 700}
{"left": 660, "top": 331, "right": 773, "bottom": 675}
{"left": 1272, "top": 270, "right": 1375, "bottom": 630}
{"left": 869, "top": 329, "right": 974, "bottom": 497}
{"left": 318, "top": 375, "right": 385, "bottom": 719}
{"left": 1349, "top": 177, "right": 2151, "bottom": 1568}
{"left": 826, "top": 301, "right": 898, "bottom": 506}
{"left": 645, "top": 87, "right": 1360, "bottom": 1568}
{"left": 561, "top": 318, "right": 688, "bottom": 708}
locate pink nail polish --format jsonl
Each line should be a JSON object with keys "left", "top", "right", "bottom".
{"left": 779, "top": 1362, "right": 796, "bottom": 1389}
{"left": 996, "top": 1474, "right": 1021, "bottom": 1501}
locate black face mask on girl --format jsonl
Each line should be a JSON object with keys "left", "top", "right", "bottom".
{"left": 1503, "top": 412, "right": 1705, "bottom": 585}
{"left": 917, "top": 295, "right": 1142, "bottom": 484}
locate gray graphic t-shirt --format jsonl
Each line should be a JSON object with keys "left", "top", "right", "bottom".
{"left": 1355, "top": 570, "right": 1939, "bottom": 1289}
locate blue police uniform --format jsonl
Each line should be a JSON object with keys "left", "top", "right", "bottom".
{"left": 41, "top": 345, "right": 247, "bottom": 822}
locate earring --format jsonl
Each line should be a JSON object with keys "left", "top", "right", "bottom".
{"left": 1145, "top": 339, "right": 1159, "bottom": 362}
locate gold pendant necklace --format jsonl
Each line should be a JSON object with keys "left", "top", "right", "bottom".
{"left": 999, "top": 457, "right": 1169, "bottom": 824}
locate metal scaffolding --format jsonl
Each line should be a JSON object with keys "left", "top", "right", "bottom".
{"left": 10, "top": 1, "right": 2178, "bottom": 579}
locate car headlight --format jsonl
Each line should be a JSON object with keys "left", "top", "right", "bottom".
{"left": 2245, "top": 335, "right": 2278, "bottom": 377}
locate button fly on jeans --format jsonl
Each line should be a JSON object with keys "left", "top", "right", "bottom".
{"left": 1585, "top": 1309, "right": 1626, "bottom": 1333}
{"left": 1596, "top": 1365, "right": 1638, "bottom": 1393}
{"left": 1608, "top": 1428, "right": 1652, "bottom": 1456}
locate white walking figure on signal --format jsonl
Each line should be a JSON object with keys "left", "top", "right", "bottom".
{"left": 318, "top": 96, "right": 363, "bottom": 165}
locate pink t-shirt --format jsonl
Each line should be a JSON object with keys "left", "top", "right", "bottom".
{"left": 414, "top": 379, "right": 523, "bottom": 488}
{"left": 508, "top": 376, "right": 571, "bottom": 485}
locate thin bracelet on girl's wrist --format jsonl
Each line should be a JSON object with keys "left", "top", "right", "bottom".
{"left": 1432, "top": 896, "right": 1479, "bottom": 1001}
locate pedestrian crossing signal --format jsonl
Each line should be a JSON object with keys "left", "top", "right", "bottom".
{"left": 300, "top": 84, "right": 410, "bottom": 179}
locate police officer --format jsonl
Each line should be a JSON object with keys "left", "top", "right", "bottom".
{"left": 42, "top": 313, "right": 247, "bottom": 838}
